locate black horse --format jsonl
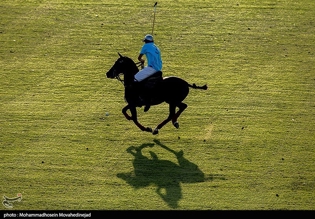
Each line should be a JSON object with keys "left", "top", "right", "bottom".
{"left": 106, "top": 53, "right": 207, "bottom": 135}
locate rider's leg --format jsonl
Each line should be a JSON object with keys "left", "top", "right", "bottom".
{"left": 134, "top": 67, "right": 157, "bottom": 112}
{"left": 134, "top": 66, "right": 157, "bottom": 82}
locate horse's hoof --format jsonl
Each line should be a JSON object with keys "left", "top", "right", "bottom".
{"left": 152, "top": 128, "right": 159, "bottom": 135}
{"left": 173, "top": 121, "right": 179, "bottom": 129}
{"left": 145, "top": 127, "right": 152, "bottom": 132}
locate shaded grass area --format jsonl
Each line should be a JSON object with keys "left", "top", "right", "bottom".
{"left": 0, "top": 0, "right": 314, "bottom": 210}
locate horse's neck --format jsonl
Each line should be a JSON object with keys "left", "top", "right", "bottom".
{"left": 123, "top": 59, "right": 139, "bottom": 86}
{"left": 124, "top": 72, "right": 135, "bottom": 86}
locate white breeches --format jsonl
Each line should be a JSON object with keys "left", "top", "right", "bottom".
{"left": 134, "top": 66, "right": 157, "bottom": 82}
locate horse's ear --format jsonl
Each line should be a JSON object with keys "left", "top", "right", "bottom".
{"left": 118, "top": 52, "right": 123, "bottom": 58}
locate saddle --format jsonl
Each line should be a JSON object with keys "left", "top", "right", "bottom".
{"left": 140, "top": 71, "right": 163, "bottom": 90}
{"left": 137, "top": 71, "right": 163, "bottom": 105}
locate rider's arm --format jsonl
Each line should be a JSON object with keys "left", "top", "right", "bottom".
{"left": 138, "top": 54, "right": 145, "bottom": 63}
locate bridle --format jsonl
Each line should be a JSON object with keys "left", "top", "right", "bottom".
{"left": 114, "top": 61, "right": 144, "bottom": 86}
{"left": 136, "top": 61, "right": 144, "bottom": 69}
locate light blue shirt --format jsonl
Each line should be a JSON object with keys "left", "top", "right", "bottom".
{"left": 140, "top": 42, "right": 162, "bottom": 71}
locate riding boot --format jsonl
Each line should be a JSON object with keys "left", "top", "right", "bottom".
{"left": 143, "top": 87, "right": 153, "bottom": 112}
{"left": 143, "top": 94, "right": 151, "bottom": 112}
{"left": 144, "top": 104, "right": 151, "bottom": 112}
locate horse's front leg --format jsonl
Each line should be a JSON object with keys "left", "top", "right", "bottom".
{"left": 122, "top": 105, "right": 152, "bottom": 133}
{"left": 122, "top": 105, "right": 132, "bottom": 120}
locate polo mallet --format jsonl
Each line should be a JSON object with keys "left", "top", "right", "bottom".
{"left": 151, "top": 2, "right": 158, "bottom": 35}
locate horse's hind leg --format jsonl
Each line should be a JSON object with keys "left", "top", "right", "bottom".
{"left": 152, "top": 104, "right": 177, "bottom": 135}
{"left": 172, "top": 102, "right": 187, "bottom": 129}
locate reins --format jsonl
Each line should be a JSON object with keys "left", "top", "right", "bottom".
{"left": 115, "top": 74, "right": 124, "bottom": 85}
{"left": 115, "top": 61, "right": 143, "bottom": 86}
{"left": 135, "top": 61, "right": 144, "bottom": 69}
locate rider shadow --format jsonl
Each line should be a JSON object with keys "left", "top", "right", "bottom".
{"left": 117, "top": 139, "right": 223, "bottom": 208}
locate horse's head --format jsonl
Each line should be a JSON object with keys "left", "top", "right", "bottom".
{"left": 106, "top": 53, "right": 126, "bottom": 79}
{"left": 106, "top": 53, "right": 139, "bottom": 84}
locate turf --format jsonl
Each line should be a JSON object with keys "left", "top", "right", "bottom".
{"left": 0, "top": 0, "right": 314, "bottom": 210}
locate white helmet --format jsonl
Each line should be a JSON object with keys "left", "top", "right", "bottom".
{"left": 143, "top": 34, "right": 154, "bottom": 42}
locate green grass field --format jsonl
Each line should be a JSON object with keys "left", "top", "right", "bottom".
{"left": 1, "top": 0, "right": 314, "bottom": 210}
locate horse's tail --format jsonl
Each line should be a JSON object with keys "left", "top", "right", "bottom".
{"left": 188, "top": 83, "right": 208, "bottom": 90}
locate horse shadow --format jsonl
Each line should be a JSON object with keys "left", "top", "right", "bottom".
{"left": 117, "top": 139, "right": 223, "bottom": 208}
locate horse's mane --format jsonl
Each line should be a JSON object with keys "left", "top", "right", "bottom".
{"left": 123, "top": 56, "right": 139, "bottom": 74}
